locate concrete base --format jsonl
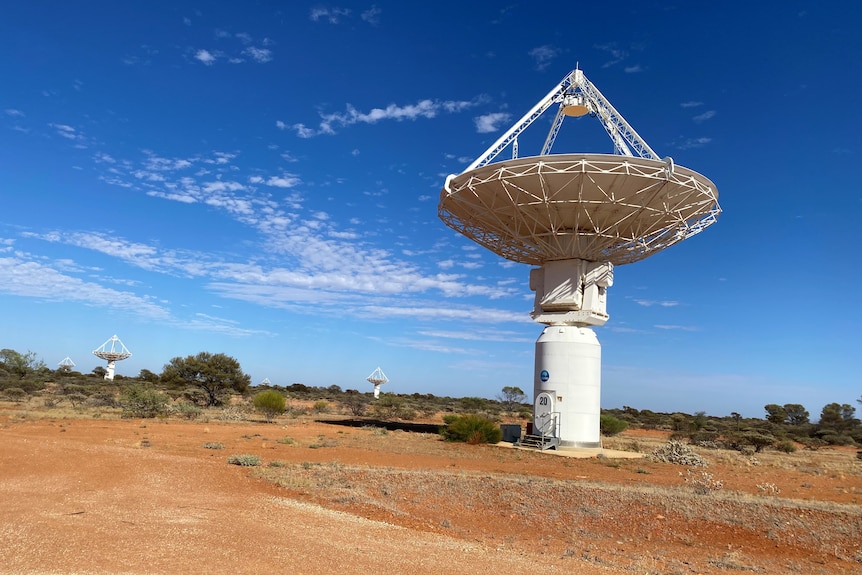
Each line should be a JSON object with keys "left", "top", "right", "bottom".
{"left": 497, "top": 442, "right": 645, "bottom": 459}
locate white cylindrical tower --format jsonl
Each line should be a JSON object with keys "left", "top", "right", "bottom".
{"left": 534, "top": 325, "right": 602, "bottom": 448}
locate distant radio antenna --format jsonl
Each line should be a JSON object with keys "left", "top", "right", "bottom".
{"left": 92, "top": 335, "right": 132, "bottom": 381}
{"left": 58, "top": 357, "right": 76, "bottom": 372}
{"left": 366, "top": 367, "right": 388, "bottom": 399}
{"left": 260, "top": 377, "right": 272, "bottom": 386}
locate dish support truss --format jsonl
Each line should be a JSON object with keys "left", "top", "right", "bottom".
{"left": 461, "top": 68, "right": 659, "bottom": 175}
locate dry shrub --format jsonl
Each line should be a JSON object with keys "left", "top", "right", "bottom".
{"left": 650, "top": 440, "right": 709, "bottom": 466}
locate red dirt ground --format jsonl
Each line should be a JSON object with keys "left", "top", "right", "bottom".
{"left": 1, "top": 409, "right": 860, "bottom": 574}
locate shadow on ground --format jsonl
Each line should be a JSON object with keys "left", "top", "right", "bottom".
{"left": 317, "top": 418, "right": 442, "bottom": 434}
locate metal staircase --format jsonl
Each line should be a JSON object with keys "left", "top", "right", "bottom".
{"left": 515, "top": 413, "right": 560, "bottom": 450}
{"left": 516, "top": 433, "right": 560, "bottom": 450}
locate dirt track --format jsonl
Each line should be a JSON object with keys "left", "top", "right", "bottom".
{"left": 1, "top": 411, "right": 861, "bottom": 574}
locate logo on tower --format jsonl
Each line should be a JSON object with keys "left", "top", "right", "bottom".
{"left": 540, "top": 370, "right": 549, "bottom": 382}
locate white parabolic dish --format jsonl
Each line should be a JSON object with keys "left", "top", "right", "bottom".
{"left": 440, "top": 153, "right": 719, "bottom": 267}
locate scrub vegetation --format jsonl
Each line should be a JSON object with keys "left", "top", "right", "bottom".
{"left": 1, "top": 346, "right": 860, "bottom": 450}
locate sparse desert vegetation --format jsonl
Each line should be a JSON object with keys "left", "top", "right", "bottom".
{"left": 1, "top": 395, "right": 861, "bottom": 574}
{"left": 1, "top": 348, "right": 861, "bottom": 573}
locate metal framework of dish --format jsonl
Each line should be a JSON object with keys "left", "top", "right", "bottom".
{"left": 440, "top": 68, "right": 720, "bottom": 267}
{"left": 366, "top": 366, "right": 388, "bottom": 399}
{"left": 92, "top": 334, "right": 132, "bottom": 381}
{"left": 437, "top": 67, "right": 720, "bottom": 449}
{"left": 58, "top": 357, "right": 76, "bottom": 371}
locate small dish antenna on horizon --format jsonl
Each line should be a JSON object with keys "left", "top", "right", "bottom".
{"left": 92, "top": 335, "right": 131, "bottom": 381}
{"left": 260, "top": 377, "right": 272, "bottom": 386}
{"left": 366, "top": 367, "right": 388, "bottom": 399}
{"left": 58, "top": 357, "right": 76, "bottom": 372}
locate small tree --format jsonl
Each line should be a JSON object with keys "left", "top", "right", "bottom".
{"left": 0, "top": 349, "right": 46, "bottom": 379}
{"left": 783, "top": 404, "right": 810, "bottom": 425}
{"left": 497, "top": 386, "right": 527, "bottom": 415}
{"left": 764, "top": 404, "right": 788, "bottom": 425}
{"left": 253, "top": 390, "right": 286, "bottom": 422}
{"left": 138, "top": 369, "right": 160, "bottom": 383}
{"left": 372, "top": 394, "right": 408, "bottom": 420}
{"left": 819, "top": 403, "right": 858, "bottom": 434}
{"left": 342, "top": 393, "right": 369, "bottom": 416}
{"left": 160, "top": 352, "right": 250, "bottom": 406}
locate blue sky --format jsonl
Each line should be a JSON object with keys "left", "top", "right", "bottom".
{"left": 1, "top": 1, "right": 859, "bottom": 418}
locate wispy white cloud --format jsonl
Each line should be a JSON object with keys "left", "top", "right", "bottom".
{"left": 310, "top": 7, "right": 352, "bottom": 24}
{"left": 529, "top": 45, "right": 560, "bottom": 71}
{"left": 49, "top": 123, "right": 79, "bottom": 140}
{"left": 594, "top": 43, "right": 628, "bottom": 68}
{"left": 244, "top": 46, "right": 272, "bottom": 63}
{"left": 417, "top": 329, "right": 532, "bottom": 343}
{"left": 654, "top": 324, "right": 700, "bottom": 331}
{"left": 4, "top": 109, "right": 24, "bottom": 117}
{"left": 0, "top": 255, "right": 172, "bottom": 320}
{"left": 292, "top": 97, "right": 482, "bottom": 137}
{"left": 672, "top": 136, "right": 712, "bottom": 150}
{"left": 265, "top": 174, "right": 301, "bottom": 188}
{"left": 24, "top": 141, "right": 528, "bottom": 329}
{"left": 194, "top": 49, "right": 218, "bottom": 65}
{"left": 0, "top": 250, "right": 273, "bottom": 337}
{"left": 361, "top": 5, "right": 382, "bottom": 25}
{"left": 693, "top": 110, "right": 716, "bottom": 123}
{"left": 633, "top": 299, "right": 680, "bottom": 307}
{"left": 624, "top": 65, "right": 643, "bottom": 73}
{"left": 194, "top": 31, "right": 274, "bottom": 65}
{"left": 680, "top": 101, "right": 703, "bottom": 108}
{"left": 474, "top": 112, "right": 511, "bottom": 134}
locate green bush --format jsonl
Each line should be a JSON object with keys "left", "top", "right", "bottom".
{"left": 600, "top": 414, "right": 629, "bottom": 436}
{"left": 440, "top": 414, "right": 502, "bottom": 444}
{"left": 253, "top": 390, "right": 286, "bottom": 421}
{"left": 312, "top": 400, "right": 329, "bottom": 414}
{"left": 775, "top": 439, "right": 798, "bottom": 453}
{"left": 173, "top": 401, "right": 202, "bottom": 420}
{"left": 66, "top": 392, "right": 88, "bottom": 408}
{"left": 3, "top": 387, "right": 27, "bottom": 402}
{"left": 120, "top": 384, "right": 169, "bottom": 418}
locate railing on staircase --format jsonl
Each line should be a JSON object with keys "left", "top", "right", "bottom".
{"left": 515, "top": 412, "right": 560, "bottom": 450}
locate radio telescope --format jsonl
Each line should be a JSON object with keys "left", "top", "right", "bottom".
{"left": 57, "top": 357, "right": 76, "bottom": 372}
{"left": 366, "top": 367, "right": 388, "bottom": 399}
{"left": 439, "top": 68, "right": 720, "bottom": 448}
{"left": 92, "top": 335, "right": 132, "bottom": 381}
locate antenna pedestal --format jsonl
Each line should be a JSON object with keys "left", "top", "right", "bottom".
{"left": 534, "top": 325, "right": 602, "bottom": 448}
{"left": 529, "top": 258, "right": 611, "bottom": 448}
